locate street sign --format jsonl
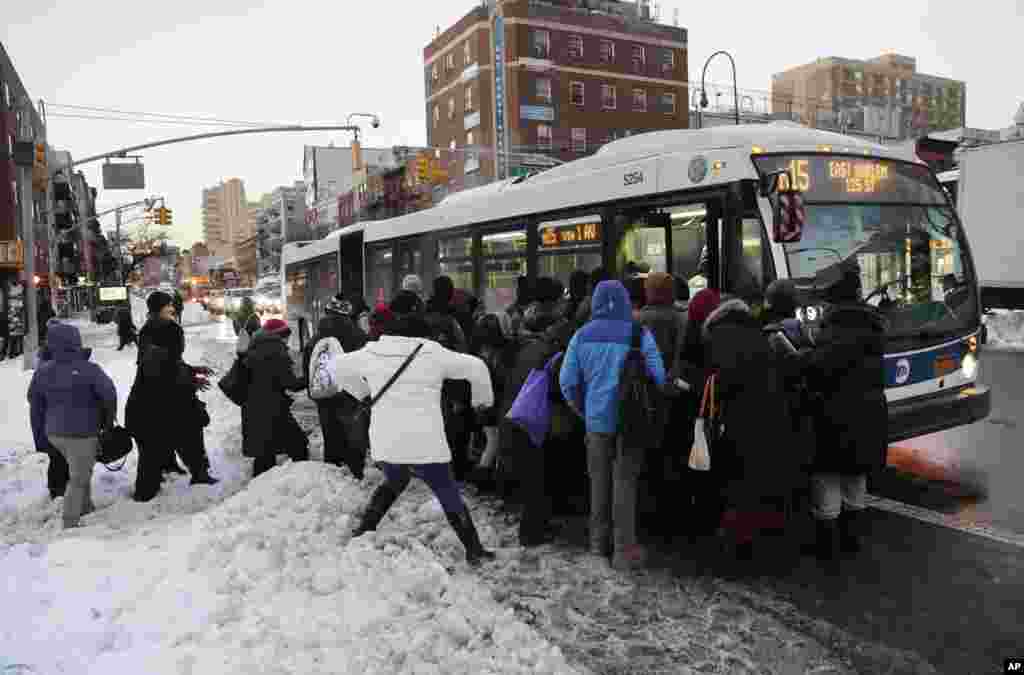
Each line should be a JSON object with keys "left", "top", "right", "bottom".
{"left": 102, "top": 162, "right": 146, "bottom": 190}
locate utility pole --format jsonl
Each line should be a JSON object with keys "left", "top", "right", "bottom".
{"left": 39, "top": 100, "right": 59, "bottom": 322}
{"left": 16, "top": 98, "right": 38, "bottom": 371}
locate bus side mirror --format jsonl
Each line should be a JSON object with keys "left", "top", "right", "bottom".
{"left": 772, "top": 189, "right": 806, "bottom": 243}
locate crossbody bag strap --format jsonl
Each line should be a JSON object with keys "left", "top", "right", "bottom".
{"left": 368, "top": 343, "right": 424, "bottom": 409}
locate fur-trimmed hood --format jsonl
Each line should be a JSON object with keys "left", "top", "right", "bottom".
{"left": 702, "top": 297, "right": 751, "bottom": 340}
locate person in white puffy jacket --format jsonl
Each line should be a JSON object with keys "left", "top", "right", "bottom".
{"left": 337, "top": 292, "right": 496, "bottom": 565}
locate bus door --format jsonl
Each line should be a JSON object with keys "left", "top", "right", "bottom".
{"left": 721, "top": 182, "right": 775, "bottom": 311}
{"left": 339, "top": 230, "right": 365, "bottom": 301}
{"left": 611, "top": 196, "right": 724, "bottom": 294}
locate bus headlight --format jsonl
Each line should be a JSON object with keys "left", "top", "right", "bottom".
{"left": 961, "top": 352, "right": 979, "bottom": 380}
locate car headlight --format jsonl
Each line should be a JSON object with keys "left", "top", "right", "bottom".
{"left": 961, "top": 352, "right": 978, "bottom": 380}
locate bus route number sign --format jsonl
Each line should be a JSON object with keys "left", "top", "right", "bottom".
{"left": 541, "top": 222, "right": 601, "bottom": 248}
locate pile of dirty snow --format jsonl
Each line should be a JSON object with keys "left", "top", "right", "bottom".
{"left": 0, "top": 463, "right": 580, "bottom": 675}
{"left": 984, "top": 310, "right": 1024, "bottom": 349}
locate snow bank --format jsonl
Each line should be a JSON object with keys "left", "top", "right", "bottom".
{"left": 1, "top": 463, "right": 580, "bottom": 675}
{"left": 983, "top": 310, "right": 1024, "bottom": 350}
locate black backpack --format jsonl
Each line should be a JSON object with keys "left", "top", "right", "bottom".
{"left": 618, "top": 323, "right": 665, "bottom": 450}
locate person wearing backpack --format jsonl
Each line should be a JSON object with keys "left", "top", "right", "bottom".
{"left": 309, "top": 295, "right": 368, "bottom": 478}
{"left": 342, "top": 311, "right": 497, "bottom": 567}
{"left": 559, "top": 280, "right": 666, "bottom": 570}
{"left": 637, "top": 272, "right": 689, "bottom": 533}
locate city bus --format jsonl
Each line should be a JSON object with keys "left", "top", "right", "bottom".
{"left": 282, "top": 121, "right": 990, "bottom": 443}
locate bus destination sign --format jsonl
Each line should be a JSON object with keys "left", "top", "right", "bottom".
{"left": 779, "top": 158, "right": 891, "bottom": 195}
{"left": 540, "top": 221, "right": 601, "bottom": 248}
{"left": 755, "top": 155, "right": 945, "bottom": 205}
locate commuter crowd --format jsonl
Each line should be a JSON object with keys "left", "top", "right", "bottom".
{"left": 26, "top": 262, "right": 886, "bottom": 571}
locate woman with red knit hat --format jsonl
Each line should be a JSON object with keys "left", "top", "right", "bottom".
{"left": 673, "top": 288, "right": 722, "bottom": 538}
{"left": 242, "top": 318, "right": 309, "bottom": 477}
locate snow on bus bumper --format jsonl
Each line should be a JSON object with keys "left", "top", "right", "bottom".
{"left": 888, "top": 384, "right": 991, "bottom": 444}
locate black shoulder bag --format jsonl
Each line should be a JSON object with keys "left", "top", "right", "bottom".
{"left": 343, "top": 343, "right": 424, "bottom": 450}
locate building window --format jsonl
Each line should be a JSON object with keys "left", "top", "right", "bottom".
{"left": 600, "top": 40, "right": 615, "bottom": 64}
{"left": 631, "top": 45, "right": 646, "bottom": 72}
{"left": 446, "top": 52, "right": 455, "bottom": 71}
{"left": 536, "top": 77, "right": 552, "bottom": 103}
{"left": 465, "top": 85, "right": 474, "bottom": 111}
{"left": 448, "top": 97, "right": 455, "bottom": 119}
{"left": 601, "top": 84, "right": 617, "bottom": 110}
{"left": 464, "top": 40, "right": 471, "bottom": 65}
{"left": 633, "top": 88, "right": 647, "bottom": 112}
{"left": 570, "top": 81, "right": 585, "bottom": 106}
{"left": 467, "top": 131, "right": 475, "bottom": 146}
{"left": 662, "top": 92, "right": 677, "bottom": 115}
{"left": 568, "top": 34, "right": 584, "bottom": 59}
{"left": 572, "top": 128, "right": 587, "bottom": 153}
{"left": 661, "top": 48, "right": 675, "bottom": 71}
{"left": 532, "top": 30, "right": 550, "bottom": 59}
{"left": 434, "top": 105, "right": 439, "bottom": 127}
{"left": 538, "top": 124, "right": 552, "bottom": 150}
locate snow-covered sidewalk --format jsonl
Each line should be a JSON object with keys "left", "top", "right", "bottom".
{"left": 0, "top": 318, "right": 580, "bottom": 674}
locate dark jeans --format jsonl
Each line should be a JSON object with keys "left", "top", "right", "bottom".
{"left": 317, "top": 395, "right": 365, "bottom": 479}
{"left": 378, "top": 462, "right": 467, "bottom": 514}
{"left": 173, "top": 425, "right": 211, "bottom": 475}
{"left": 252, "top": 412, "right": 309, "bottom": 477}
{"left": 117, "top": 333, "right": 137, "bottom": 350}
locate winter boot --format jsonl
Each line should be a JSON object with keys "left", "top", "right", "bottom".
{"left": 190, "top": 469, "right": 220, "bottom": 486}
{"left": 353, "top": 483, "right": 401, "bottom": 537}
{"left": 805, "top": 518, "right": 839, "bottom": 563}
{"left": 838, "top": 509, "right": 864, "bottom": 555}
{"left": 611, "top": 544, "right": 649, "bottom": 571}
{"left": 445, "top": 508, "right": 496, "bottom": 566}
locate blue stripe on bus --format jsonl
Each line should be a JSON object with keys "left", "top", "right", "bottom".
{"left": 884, "top": 340, "right": 968, "bottom": 389}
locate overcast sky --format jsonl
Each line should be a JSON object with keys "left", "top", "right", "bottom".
{"left": 4, "top": 0, "right": 1021, "bottom": 248}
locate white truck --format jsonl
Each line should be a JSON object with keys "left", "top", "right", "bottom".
{"left": 938, "top": 138, "right": 1024, "bottom": 310}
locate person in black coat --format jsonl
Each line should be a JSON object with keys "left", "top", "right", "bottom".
{"left": 126, "top": 317, "right": 202, "bottom": 501}
{"left": 313, "top": 295, "right": 368, "bottom": 478}
{"left": 116, "top": 303, "right": 138, "bottom": 350}
{"left": 243, "top": 319, "right": 308, "bottom": 477}
{"left": 798, "top": 264, "right": 888, "bottom": 561}
{"left": 701, "top": 296, "right": 802, "bottom": 562}
{"left": 132, "top": 292, "right": 217, "bottom": 491}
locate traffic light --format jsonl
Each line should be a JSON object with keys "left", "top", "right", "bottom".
{"left": 159, "top": 207, "right": 172, "bottom": 225}
{"left": 32, "top": 143, "right": 48, "bottom": 193}
{"left": 416, "top": 157, "right": 429, "bottom": 182}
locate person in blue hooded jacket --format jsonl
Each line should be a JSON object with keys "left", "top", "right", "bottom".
{"left": 28, "top": 321, "right": 118, "bottom": 528}
{"left": 560, "top": 279, "right": 666, "bottom": 570}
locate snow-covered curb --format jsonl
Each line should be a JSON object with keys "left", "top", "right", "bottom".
{"left": 983, "top": 311, "right": 1024, "bottom": 352}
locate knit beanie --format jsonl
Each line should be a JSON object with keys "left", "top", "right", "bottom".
{"left": 261, "top": 318, "right": 291, "bottom": 339}
{"left": 147, "top": 291, "right": 175, "bottom": 315}
{"left": 645, "top": 272, "right": 675, "bottom": 306}
{"left": 688, "top": 288, "right": 722, "bottom": 326}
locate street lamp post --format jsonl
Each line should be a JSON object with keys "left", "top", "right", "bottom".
{"left": 700, "top": 51, "right": 740, "bottom": 127}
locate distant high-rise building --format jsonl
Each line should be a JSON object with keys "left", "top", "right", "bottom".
{"left": 424, "top": 0, "right": 688, "bottom": 186}
{"left": 201, "top": 178, "right": 250, "bottom": 261}
{"left": 771, "top": 52, "right": 965, "bottom": 140}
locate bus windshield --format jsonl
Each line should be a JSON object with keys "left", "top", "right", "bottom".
{"left": 754, "top": 155, "right": 979, "bottom": 346}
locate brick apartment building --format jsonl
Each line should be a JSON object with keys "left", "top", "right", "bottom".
{"left": 771, "top": 52, "right": 966, "bottom": 141}
{"left": 424, "top": 0, "right": 688, "bottom": 186}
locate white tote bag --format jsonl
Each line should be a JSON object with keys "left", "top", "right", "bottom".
{"left": 688, "top": 376, "right": 714, "bottom": 472}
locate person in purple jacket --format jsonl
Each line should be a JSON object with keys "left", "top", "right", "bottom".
{"left": 28, "top": 321, "right": 117, "bottom": 528}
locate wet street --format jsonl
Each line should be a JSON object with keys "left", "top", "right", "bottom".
{"left": 873, "top": 347, "right": 1024, "bottom": 537}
